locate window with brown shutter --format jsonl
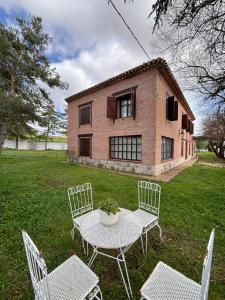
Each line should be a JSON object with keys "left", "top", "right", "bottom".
{"left": 79, "top": 103, "right": 91, "bottom": 126}
{"left": 166, "top": 96, "right": 178, "bottom": 121}
{"left": 79, "top": 135, "right": 92, "bottom": 157}
{"left": 173, "top": 101, "right": 178, "bottom": 121}
{"left": 109, "top": 86, "right": 137, "bottom": 119}
{"left": 166, "top": 96, "right": 174, "bottom": 121}
{"left": 182, "top": 114, "right": 188, "bottom": 129}
{"left": 190, "top": 122, "right": 194, "bottom": 134}
{"left": 186, "top": 119, "right": 191, "bottom": 132}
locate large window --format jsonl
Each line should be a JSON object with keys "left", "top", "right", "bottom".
{"left": 161, "top": 136, "right": 174, "bottom": 160}
{"left": 79, "top": 102, "right": 91, "bottom": 125}
{"left": 110, "top": 136, "right": 141, "bottom": 161}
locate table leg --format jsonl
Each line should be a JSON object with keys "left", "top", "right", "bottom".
{"left": 117, "top": 248, "right": 133, "bottom": 298}
{"left": 117, "top": 257, "right": 131, "bottom": 299}
{"left": 88, "top": 248, "right": 98, "bottom": 267}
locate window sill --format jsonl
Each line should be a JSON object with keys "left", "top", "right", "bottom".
{"left": 79, "top": 123, "right": 91, "bottom": 126}
{"left": 160, "top": 158, "right": 174, "bottom": 163}
{"left": 116, "top": 116, "right": 134, "bottom": 120}
{"left": 109, "top": 158, "right": 141, "bottom": 163}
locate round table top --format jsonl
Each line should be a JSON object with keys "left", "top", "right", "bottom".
{"left": 79, "top": 208, "right": 143, "bottom": 249}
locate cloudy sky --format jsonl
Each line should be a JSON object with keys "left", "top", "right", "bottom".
{"left": 0, "top": 0, "right": 202, "bottom": 133}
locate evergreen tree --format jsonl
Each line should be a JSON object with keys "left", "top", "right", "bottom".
{"left": 0, "top": 15, "right": 68, "bottom": 153}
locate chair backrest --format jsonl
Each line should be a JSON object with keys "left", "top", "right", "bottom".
{"left": 22, "top": 231, "right": 51, "bottom": 300}
{"left": 68, "top": 183, "right": 93, "bottom": 221}
{"left": 138, "top": 181, "right": 161, "bottom": 216}
{"left": 200, "top": 229, "right": 215, "bottom": 300}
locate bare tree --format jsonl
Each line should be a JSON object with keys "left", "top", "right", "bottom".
{"left": 203, "top": 111, "right": 225, "bottom": 158}
{"left": 123, "top": 0, "right": 225, "bottom": 110}
{"left": 155, "top": 1, "right": 225, "bottom": 110}
{"left": 148, "top": 0, "right": 225, "bottom": 111}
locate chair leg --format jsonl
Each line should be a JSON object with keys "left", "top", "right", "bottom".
{"left": 71, "top": 227, "right": 75, "bottom": 240}
{"left": 140, "top": 234, "right": 145, "bottom": 257}
{"left": 145, "top": 231, "right": 148, "bottom": 255}
{"left": 86, "top": 241, "right": 89, "bottom": 257}
{"left": 156, "top": 224, "right": 163, "bottom": 242}
{"left": 82, "top": 238, "right": 87, "bottom": 255}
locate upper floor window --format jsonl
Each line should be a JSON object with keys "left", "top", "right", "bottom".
{"left": 118, "top": 94, "right": 132, "bottom": 118}
{"left": 79, "top": 102, "right": 92, "bottom": 126}
{"left": 107, "top": 86, "right": 137, "bottom": 120}
{"left": 166, "top": 94, "right": 178, "bottom": 121}
{"left": 161, "top": 136, "right": 174, "bottom": 160}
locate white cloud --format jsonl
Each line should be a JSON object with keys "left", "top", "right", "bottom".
{"left": 0, "top": 0, "right": 202, "bottom": 133}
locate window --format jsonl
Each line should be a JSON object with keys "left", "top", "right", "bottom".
{"left": 110, "top": 86, "right": 137, "bottom": 119}
{"left": 119, "top": 94, "right": 132, "bottom": 118}
{"left": 161, "top": 137, "right": 174, "bottom": 160}
{"left": 181, "top": 139, "right": 184, "bottom": 156}
{"left": 79, "top": 103, "right": 91, "bottom": 125}
{"left": 110, "top": 136, "right": 141, "bottom": 161}
{"left": 79, "top": 135, "right": 92, "bottom": 157}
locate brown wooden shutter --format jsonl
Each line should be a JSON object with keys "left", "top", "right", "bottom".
{"left": 182, "top": 114, "right": 188, "bottom": 129}
{"left": 186, "top": 119, "right": 191, "bottom": 132}
{"left": 167, "top": 96, "right": 174, "bottom": 121}
{"left": 131, "top": 89, "right": 136, "bottom": 119}
{"left": 173, "top": 101, "right": 178, "bottom": 121}
{"left": 190, "top": 122, "right": 194, "bottom": 134}
{"left": 107, "top": 96, "right": 117, "bottom": 119}
{"left": 79, "top": 137, "right": 91, "bottom": 157}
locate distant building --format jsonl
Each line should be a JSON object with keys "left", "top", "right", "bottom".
{"left": 66, "top": 58, "right": 196, "bottom": 176}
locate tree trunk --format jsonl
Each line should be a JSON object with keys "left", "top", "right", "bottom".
{"left": 218, "top": 142, "right": 225, "bottom": 159}
{"left": 16, "top": 136, "right": 19, "bottom": 150}
{"left": 0, "top": 123, "right": 8, "bottom": 154}
{"left": 45, "top": 137, "right": 48, "bottom": 150}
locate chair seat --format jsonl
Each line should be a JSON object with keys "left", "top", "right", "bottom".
{"left": 74, "top": 210, "right": 93, "bottom": 228}
{"left": 141, "top": 262, "right": 201, "bottom": 300}
{"left": 47, "top": 255, "right": 99, "bottom": 300}
{"left": 133, "top": 209, "right": 158, "bottom": 229}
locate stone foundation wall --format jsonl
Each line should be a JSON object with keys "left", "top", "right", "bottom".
{"left": 75, "top": 156, "right": 191, "bottom": 176}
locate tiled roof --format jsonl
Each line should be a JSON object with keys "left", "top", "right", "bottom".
{"left": 65, "top": 57, "right": 195, "bottom": 120}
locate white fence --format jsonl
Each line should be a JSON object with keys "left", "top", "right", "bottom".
{"left": 3, "top": 139, "right": 68, "bottom": 151}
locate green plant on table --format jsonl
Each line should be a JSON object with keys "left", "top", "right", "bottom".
{"left": 99, "top": 198, "right": 120, "bottom": 215}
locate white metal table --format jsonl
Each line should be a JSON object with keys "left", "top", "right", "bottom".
{"left": 80, "top": 208, "right": 143, "bottom": 299}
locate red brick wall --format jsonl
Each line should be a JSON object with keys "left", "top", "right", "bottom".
{"left": 155, "top": 70, "right": 194, "bottom": 165}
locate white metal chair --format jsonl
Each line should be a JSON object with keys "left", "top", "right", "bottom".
{"left": 68, "top": 183, "right": 93, "bottom": 254}
{"left": 133, "top": 181, "right": 162, "bottom": 255}
{"left": 22, "top": 230, "right": 102, "bottom": 300}
{"left": 140, "top": 229, "right": 215, "bottom": 300}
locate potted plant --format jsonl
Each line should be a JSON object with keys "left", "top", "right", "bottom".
{"left": 99, "top": 198, "right": 120, "bottom": 226}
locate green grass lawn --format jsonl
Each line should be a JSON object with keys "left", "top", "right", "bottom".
{"left": 1, "top": 150, "right": 225, "bottom": 300}
{"left": 197, "top": 151, "right": 225, "bottom": 164}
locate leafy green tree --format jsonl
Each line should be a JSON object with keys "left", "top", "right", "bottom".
{"left": 41, "top": 102, "right": 67, "bottom": 150}
{"left": 0, "top": 15, "right": 68, "bottom": 153}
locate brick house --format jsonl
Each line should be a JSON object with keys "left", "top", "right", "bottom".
{"left": 66, "top": 58, "right": 196, "bottom": 176}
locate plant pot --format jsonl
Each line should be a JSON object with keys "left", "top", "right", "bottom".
{"left": 99, "top": 209, "right": 119, "bottom": 226}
